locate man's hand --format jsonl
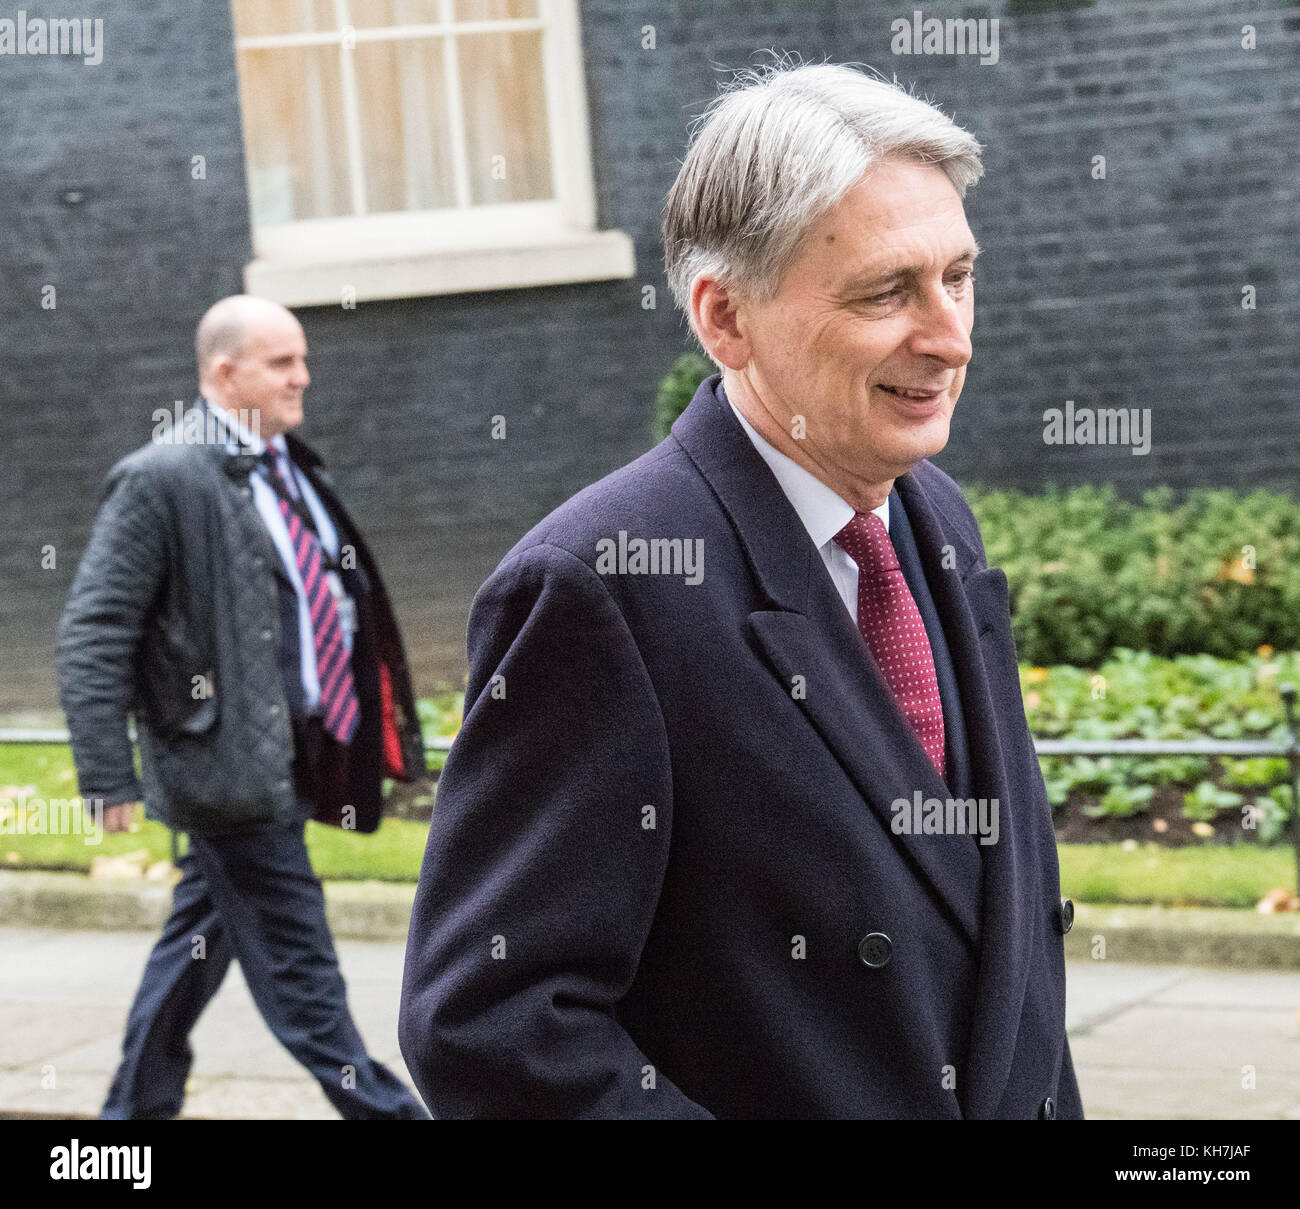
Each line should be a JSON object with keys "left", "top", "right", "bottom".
{"left": 102, "top": 803, "right": 138, "bottom": 833}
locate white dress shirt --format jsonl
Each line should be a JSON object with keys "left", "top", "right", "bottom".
{"left": 202, "top": 399, "right": 350, "bottom": 710}
{"left": 727, "top": 397, "right": 888, "bottom": 625}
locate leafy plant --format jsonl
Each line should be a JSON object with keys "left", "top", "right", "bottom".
{"left": 1027, "top": 651, "right": 1299, "bottom": 832}
{"left": 1061, "top": 756, "right": 1123, "bottom": 793}
{"left": 1144, "top": 756, "right": 1211, "bottom": 786}
{"left": 1182, "top": 780, "right": 1245, "bottom": 822}
{"left": 1249, "top": 791, "right": 1291, "bottom": 846}
{"left": 1082, "top": 783, "right": 1154, "bottom": 819}
{"left": 1220, "top": 757, "right": 1289, "bottom": 787}
{"left": 654, "top": 352, "right": 714, "bottom": 439}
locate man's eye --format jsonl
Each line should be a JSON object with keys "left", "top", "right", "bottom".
{"left": 858, "top": 272, "right": 973, "bottom": 306}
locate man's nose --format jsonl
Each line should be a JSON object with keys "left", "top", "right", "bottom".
{"left": 907, "top": 284, "right": 973, "bottom": 367}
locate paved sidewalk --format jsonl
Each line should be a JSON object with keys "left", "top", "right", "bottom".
{"left": 1066, "top": 961, "right": 1300, "bottom": 1120}
{"left": 0, "top": 928, "right": 412, "bottom": 1119}
{"left": 1, "top": 927, "right": 1297, "bottom": 1119}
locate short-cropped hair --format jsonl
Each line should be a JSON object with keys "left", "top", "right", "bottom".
{"left": 662, "top": 60, "right": 984, "bottom": 329}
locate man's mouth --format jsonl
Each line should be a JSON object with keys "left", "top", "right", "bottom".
{"left": 877, "top": 384, "right": 946, "bottom": 400}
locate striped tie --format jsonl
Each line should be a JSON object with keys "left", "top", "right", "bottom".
{"left": 260, "top": 450, "right": 359, "bottom": 743}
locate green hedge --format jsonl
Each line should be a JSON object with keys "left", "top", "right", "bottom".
{"left": 968, "top": 485, "right": 1300, "bottom": 666}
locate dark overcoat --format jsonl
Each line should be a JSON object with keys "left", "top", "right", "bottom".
{"left": 399, "top": 376, "right": 1082, "bottom": 1119}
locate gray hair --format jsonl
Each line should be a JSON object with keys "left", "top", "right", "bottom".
{"left": 662, "top": 61, "right": 984, "bottom": 325}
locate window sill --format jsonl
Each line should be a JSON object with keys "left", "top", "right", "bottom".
{"left": 242, "top": 216, "right": 637, "bottom": 308}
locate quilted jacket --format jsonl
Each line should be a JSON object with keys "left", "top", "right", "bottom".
{"left": 55, "top": 409, "right": 425, "bottom": 834}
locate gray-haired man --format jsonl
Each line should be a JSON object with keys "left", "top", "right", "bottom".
{"left": 400, "top": 63, "right": 1083, "bottom": 1120}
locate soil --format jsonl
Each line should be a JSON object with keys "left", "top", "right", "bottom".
{"left": 1053, "top": 783, "right": 1281, "bottom": 847}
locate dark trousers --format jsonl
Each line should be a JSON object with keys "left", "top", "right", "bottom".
{"left": 99, "top": 807, "right": 427, "bottom": 1120}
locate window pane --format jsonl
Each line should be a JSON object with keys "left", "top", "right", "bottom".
{"left": 353, "top": 38, "right": 457, "bottom": 212}
{"left": 232, "top": 0, "right": 336, "bottom": 39}
{"left": 345, "top": 0, "right": 538, "bottom": 25}
{"left": 458, "top": 31, "right": 552, "bottom": 205}
{"left": 455, "top": 0, "right": 538, "bottom": 19}
{"left": 347, "top": 0, "right": 439, "bottom": 28}
{"left": 237, "top": 46, "right": 351, "bottom": 222}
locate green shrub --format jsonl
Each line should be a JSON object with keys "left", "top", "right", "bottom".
{"left": 967, "top": 485, "right": 1300, "bottom": 665}
{"left": 655, "top": 352, "right": 714, "bottom": 440}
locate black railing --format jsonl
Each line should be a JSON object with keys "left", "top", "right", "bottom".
{"left": 5, "top": 690, "right": 1299, "bottom": 890}
{"left": 1033, "top": 683, "right": 1300, "bottom": 892}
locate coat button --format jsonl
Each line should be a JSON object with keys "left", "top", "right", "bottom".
{"left": 1039, "top": 1096, "right": 1056, "bottom": 1120}
{"left": 857, "top": 932, "right": 892, "bottom": 968}
{"left": 261, "top": 628, "right": 273, "bottom": 641}
{"left": 1057, "top": 898, "right": 1075, "bottom": 935}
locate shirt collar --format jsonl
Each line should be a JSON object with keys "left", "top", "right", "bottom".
{"left": 724, "top": 391, "right": 889, "bottom": 549}
{"left": 201, "top": 397, "right": 287, "bottom": 461}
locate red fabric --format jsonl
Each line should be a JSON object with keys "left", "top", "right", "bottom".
{"left": 834, "top": 512, "right": 946, "bottom": 778}
{"left": 378, "top": 661, "right": 405, "bottom": 778}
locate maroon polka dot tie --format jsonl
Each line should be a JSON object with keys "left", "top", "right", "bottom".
{"left": 833, "top": 512, "right": 946, "bottom": 778}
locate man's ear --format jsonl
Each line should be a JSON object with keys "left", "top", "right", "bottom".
{"left": 690, "top": 275, "right": 752, "bottom": 372}
{"left": 206, "top": 356, "right": 235, "bottom": 396}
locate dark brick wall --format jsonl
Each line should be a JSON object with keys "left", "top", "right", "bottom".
{"left": 2, "top": 0, "right": 1297, "bottom": 710}
{"left": 0, "top": 1, "right": 253, "bottom": 713}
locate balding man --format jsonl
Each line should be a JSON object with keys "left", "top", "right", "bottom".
{"left": 57, "top": 295, "right": 428, "bottom": 1119}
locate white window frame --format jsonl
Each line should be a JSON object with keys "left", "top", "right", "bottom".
{"left": 233, "top": 0, "right": 634, "bottom": 307}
